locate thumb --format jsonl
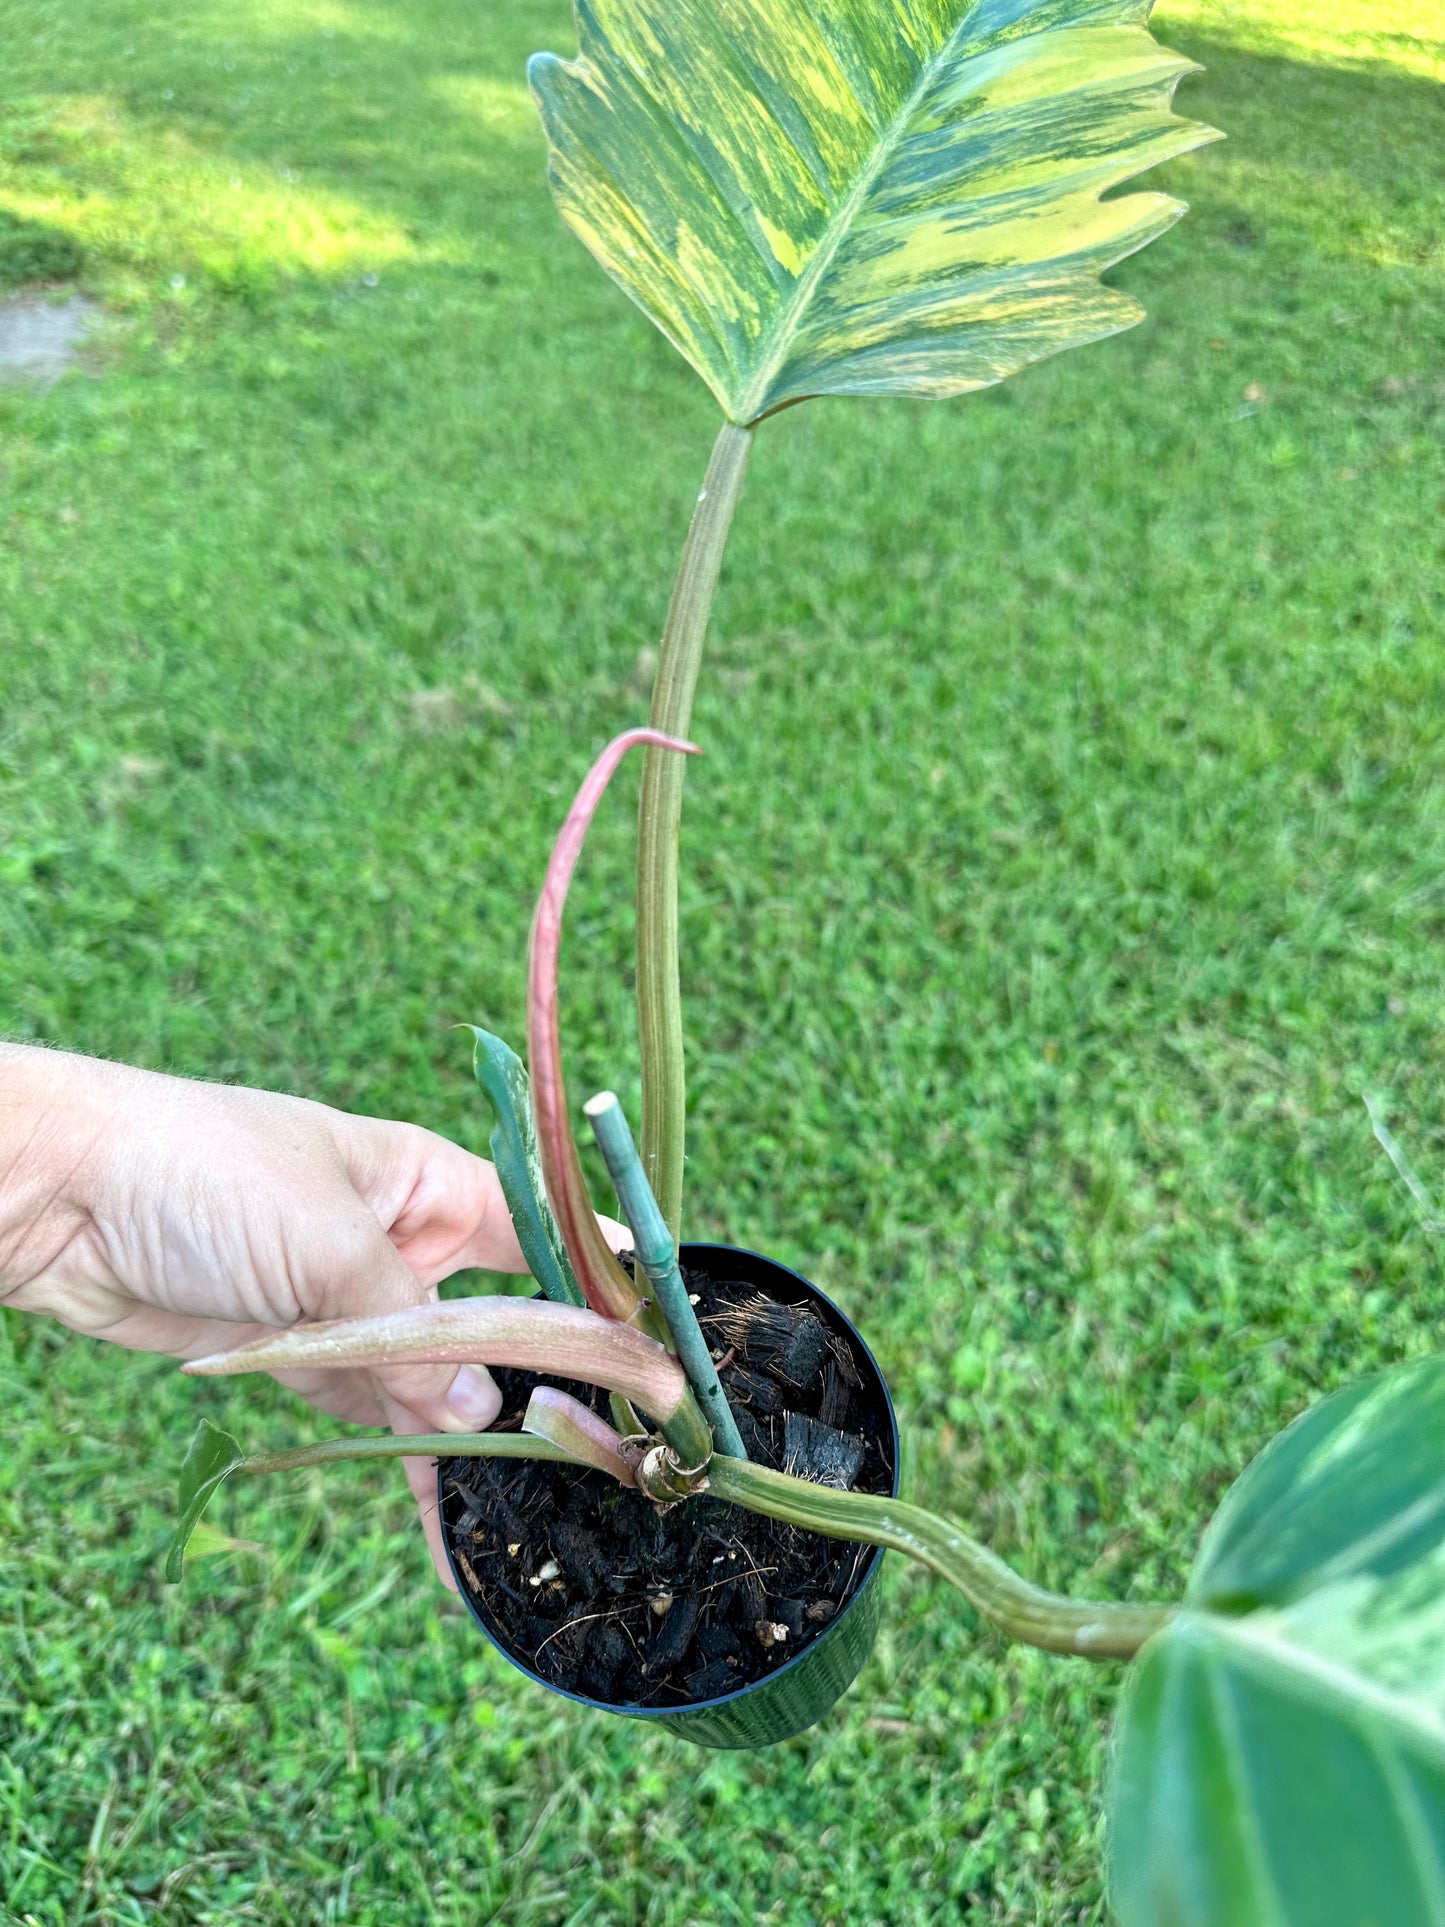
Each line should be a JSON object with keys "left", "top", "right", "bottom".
{"left": 372, "top": 1350, "right": 502, "bottom": 1437}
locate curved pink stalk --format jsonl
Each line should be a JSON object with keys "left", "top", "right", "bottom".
{"left": 523, "top": 1387, "right": 637, "bottom": 1486}
{"left": 181, "top": 1297, "right": 688, "bottom": 1421}
{"left": 529, "top": 727, "right": 699, "bottom": 1319}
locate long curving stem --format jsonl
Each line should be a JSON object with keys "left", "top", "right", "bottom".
{"left": 708, "top": 1457, "right": 1174, "bottom": 1661}
{"left": 182, "top": 1431, "right": 1171, "bottom": 1657}
{"left": 637, "top": 420, "right": 754, "bottom": 1237}
{"left": 231, "top": 1440, "right": 1170, "bottom": 1657}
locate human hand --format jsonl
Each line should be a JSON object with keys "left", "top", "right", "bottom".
{"left": 0, "top": 1044, "right": 617, "bottom": 1586}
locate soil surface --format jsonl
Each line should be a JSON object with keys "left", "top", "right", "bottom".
{"left": 440, "top": 1262, "right": 894, "bottom": 1708}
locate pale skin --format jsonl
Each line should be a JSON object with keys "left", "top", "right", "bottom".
{"left": 0, "top": 1042, "right": 621, "bottom": 1587}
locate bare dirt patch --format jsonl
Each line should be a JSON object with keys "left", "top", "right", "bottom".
{"left": 0, "top": 293, "right": 98, "bottom": 385}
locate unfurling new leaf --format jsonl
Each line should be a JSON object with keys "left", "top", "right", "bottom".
{"left": 166, "top": 1418, "right": 246, "bottom": 1581}
{"left": 469, "top": 1026, "right": 585, "bottom": 1306}
{"left": 527, "top": 726, "right": 698, "bottom": 1323}
{"left": 523, "top": 1386, "right": 640, "bottom": 1485}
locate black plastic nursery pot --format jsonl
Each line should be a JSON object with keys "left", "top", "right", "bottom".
{"left": 439, "top": 1243, "right": 900, "bottom": 1750}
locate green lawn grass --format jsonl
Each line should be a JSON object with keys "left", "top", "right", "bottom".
{"left": 1, "top": 0, "right": 1442, "bottom": 1919}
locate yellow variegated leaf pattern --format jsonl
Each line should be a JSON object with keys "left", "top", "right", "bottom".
{"left": 528, "top": 0, "right": 1220, "bottom": 423}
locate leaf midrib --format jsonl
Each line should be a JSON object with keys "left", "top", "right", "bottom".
{"left": 733, "top": 0, "right": 987, "bottom": 422}
{"left": 1200, "top": 1612, "right": 1445, "bottom": 1927}
{"left": 1194, "top": 1610, "right": 1445, "bottom": 1760}
{"left": 1205, "top": 1653, "right": 1292, "bottom": 1927}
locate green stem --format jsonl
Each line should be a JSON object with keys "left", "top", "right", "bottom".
{"left": 708, "top": 1457, "right": 1174, "bottom": 1661}
{"left": 241, "top": 1421, "right": 724, "bottom": 1500}
{"left": 585, "top": 1091, "right": 748, "bottom": 1459}
{"left": 637, "top": 420, "right": 754, "bottom": 1237}
{"left": 239, "top": 1434, "right": 576, "bottom": 1477}
{"left": 658, "top": 1385, "right": 716, "bottom": 1470}
{"left": 239, "top": 1422, "right": 721, "bottom": 1500}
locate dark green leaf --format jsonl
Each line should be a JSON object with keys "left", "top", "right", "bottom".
{"left": 166, "top": 1418, "right": 245, "bottom": 1583}
{"left": 1190, "top": 1351, "right": 1445, "bottom": 1617}
{"left": 469, "top": 1027, "right": 585, "bottom": 1306}
{"left": 529, "top": 0, "right": 1220, "bottom": 424}
{"left": 1109, "top": 1356, "right": 1445, "bottom": 1927}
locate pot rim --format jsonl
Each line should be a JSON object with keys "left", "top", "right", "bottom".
{"left": 439, "top": 1240, "right": 900, "bottom": 1721}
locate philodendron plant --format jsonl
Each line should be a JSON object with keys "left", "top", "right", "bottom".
{"left": 171, "top": 728, "right": 1445, "bottom": 1916}
{"left": 174, "top": 726, "right": 1174, "bottom": 1678}
{"left": 165, "top": 0, "right": 1445, "bottom": 1917}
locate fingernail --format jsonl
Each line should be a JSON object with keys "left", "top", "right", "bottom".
{"left": 446, "top": 1364, "right": 501, "bottom": 1431}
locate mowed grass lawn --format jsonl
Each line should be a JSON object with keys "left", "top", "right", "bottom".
{"left": 1, "top": 0, "right": 1442, "bottom": 1920}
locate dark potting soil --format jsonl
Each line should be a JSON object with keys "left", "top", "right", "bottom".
{"left": 439, "top": 1263, "right": 894, "bottom": 1708}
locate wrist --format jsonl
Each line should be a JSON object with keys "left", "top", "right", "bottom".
{"left": 0, "top": 1045, "right": 110, "bottom": 1294}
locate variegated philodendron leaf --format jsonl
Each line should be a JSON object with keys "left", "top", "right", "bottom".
{"left": 529, "top": 0, "right": 1220, "bottom": 424}
{"left": 1109, "top": 1356, "right": 1445, "bottom": 1927}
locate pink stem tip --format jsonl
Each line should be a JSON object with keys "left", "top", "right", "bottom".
{"left": 523, "top": 1387, "right": 639, "bottom": 1485}
{"left": 528, "top": 727, "right": 700, "bottom": 1321}
{"left": 181, "top": 1296, "right": 689, "bottom": 1421}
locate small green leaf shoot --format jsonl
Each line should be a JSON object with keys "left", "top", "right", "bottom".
{"left": 609, "top": 1392, "right": 645, "bottom": 1438}
{"left": 184, "top": 1520, "right": 265, "bottom": 1563}
{"left": 166, "top": 1418, "right": 246, "bottom": 1582}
